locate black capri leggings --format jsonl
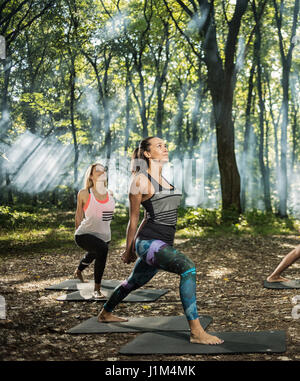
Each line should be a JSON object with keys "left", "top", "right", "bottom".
{"left": 75, "top": 234, "right": 109, "bottom": 284}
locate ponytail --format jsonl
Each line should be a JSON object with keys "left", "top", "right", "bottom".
{"left": 131, "top": 136, "right": 154, "bottom": 174}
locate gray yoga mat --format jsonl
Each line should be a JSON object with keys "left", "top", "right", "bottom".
{"left": 45, "top": 279, "right": 120, "bottom": 291}
{"left": 67, "top": 315, "right": 212, "bottom": 334}
{"left": 264, "top": 279, "right": 300, "bottom": 289}
{"left": 119, "top": 330, "right": 286, "bottom": 355}
{"left": 56, "top": 287, "right": 169, "bottom": 302}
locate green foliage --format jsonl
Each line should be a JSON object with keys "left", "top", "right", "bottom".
{"left": 0, "top": 0, "right": 300, "bottom": 216}
{"left": 0, "top": 204, "right": 299, "bottom": 257}
{"left": 177, "top": 207, "right": 220, "bottom": 228}
{"left": 176, "top": 206, "right": 299, "bottom": 237}
{"left": 0, "top": 205, "right": 39, "bottom": 229}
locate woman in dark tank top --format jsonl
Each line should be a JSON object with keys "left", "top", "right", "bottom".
{"left": 98, "top": 137, "right": 223, "bottom": 345}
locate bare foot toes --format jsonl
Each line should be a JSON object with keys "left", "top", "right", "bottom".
{"left": 190, "top": 332, "right": 224, "bottom": 345}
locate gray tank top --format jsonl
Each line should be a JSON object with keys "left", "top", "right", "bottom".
{"left": 137, "top": 171, "right": 182, "bottom": 246}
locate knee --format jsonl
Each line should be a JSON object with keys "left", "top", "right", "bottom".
{"left": 120, "top": 279, "right": 138, "bottom": 292}
{"left": 180, "top": 258, "right": 196, "bottom": 277}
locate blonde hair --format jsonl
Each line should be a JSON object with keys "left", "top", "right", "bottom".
{"left": 83, "top": 163, "right": 108, "bottom": 190}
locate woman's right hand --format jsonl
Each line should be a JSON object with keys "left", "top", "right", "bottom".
{"left": 121, "top": 249, "right": 137, "bottom": 264}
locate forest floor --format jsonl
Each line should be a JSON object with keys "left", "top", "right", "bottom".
{"left": 0, "top": 227, "right": 299, "bottom": 364}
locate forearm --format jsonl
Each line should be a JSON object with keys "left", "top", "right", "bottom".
{"left": 134, "top": 218, "right": 147, "bottom": 240}
{"left": 75, "top": 212, "right": 84, "bottom": 229}
{"left": 125, "top": 220, "right": 138, "bottom": 251}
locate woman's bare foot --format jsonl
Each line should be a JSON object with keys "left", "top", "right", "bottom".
{"left": 97, "top": 309, "right": 128, "bottom": 323}
{"left": 267, "top": 275, "right": 289, "bottom": 282}
{"left": 92, "top": 291, "right": 106, "bottom": 300}
{"left": 190, "top": 331, "right": 224, "bottom": 345}
{"left": 74, "top": 269, "right": 85, "bottom": 282}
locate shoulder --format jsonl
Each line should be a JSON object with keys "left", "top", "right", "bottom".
{"left": 129, "top": 172, "right": 152, "bottom": 197}
{"left": 77, "top": 188, "right": 90, "bottom": 201}
{"left": 130, "top": 172, "right": 148, "bottom": 188}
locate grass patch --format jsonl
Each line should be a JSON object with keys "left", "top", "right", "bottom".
{"left": 0, "top": 205, "right": 299, "bottom": 257}
{"left": 176, "top": 207, "right": 300, "bottom": 238}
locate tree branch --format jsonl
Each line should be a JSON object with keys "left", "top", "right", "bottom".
{"left": 163, "top": 0, "right": 201, "bottom": 58}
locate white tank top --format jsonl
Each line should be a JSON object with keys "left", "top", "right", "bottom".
{"left": 75, "top": 189, "right": 115, "bottom": 242}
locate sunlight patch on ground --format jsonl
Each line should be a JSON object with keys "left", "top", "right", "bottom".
{"left": 281, "top": 243, "right": 297, "bottom": 249}
{"left": 207, "top": 267, "right": 233, "bottom": 279}
{"left": 16, "top": 279, "right": 53, "bottom": 291}
{"left": 174, "top": 238, "right": 190, "bottom": 244}
{"left": 1, "top": 274, "right": 28, "bottom": 282}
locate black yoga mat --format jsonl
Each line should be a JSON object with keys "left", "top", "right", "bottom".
{"left": 45, "top": 279, "right": 120, "bottom": 291}
{"left": 67, "top": 315, "right": 212, "bottom": 334}
{"left": 56, "top": 287, "right": 169, "bottom": 302}
{"left": 119, "top": 330, "right": 286, "bottom": 355}
{"left": 263, "top": 279, "right": 300, "bottom": 289}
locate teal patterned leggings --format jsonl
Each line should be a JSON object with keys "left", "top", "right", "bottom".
{"left": 103, "top": 238, "right": 199, "bottom": 321}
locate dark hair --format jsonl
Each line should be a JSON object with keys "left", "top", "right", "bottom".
{"left": 131, "top": 136, "right": 154, "bottom": 174}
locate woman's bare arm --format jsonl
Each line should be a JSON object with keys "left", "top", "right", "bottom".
{"left": 122, "top": 175, "right": 147, "bottom": 263}
{"left": 75, "top": 190, "right": 87, "bottom": 229}
{"left": 131, "top": 210, "right": 147, "bottom": 253}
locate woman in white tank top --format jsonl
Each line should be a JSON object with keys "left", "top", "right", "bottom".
{"left": 74, "top": 163, "right": 115, "bottom": 299}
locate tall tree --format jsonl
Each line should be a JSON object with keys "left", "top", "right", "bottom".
{"left": 273, "top": 0, "right": 299, "bottom": 217}
{"left": 164, "top": 0, "right": 251, "bottom": 215}
{"left": 253, "top": 0, "right": 272, "bottom": 212}
{"left": 241, "top": 59, "right": 255, "bottom": 212}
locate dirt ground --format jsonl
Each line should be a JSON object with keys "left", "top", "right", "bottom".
{"left": 0, "top": 234, "right": 299, "bottom": 363}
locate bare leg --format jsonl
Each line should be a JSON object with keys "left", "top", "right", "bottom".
{"left": 97, "top": 308, "right": 128, "bottom": 323}
{"left": 189, "top": 318, "right": 224, "bottom": 345}
{"left": 267, "top": 245, "right": 300, "bottom": 282}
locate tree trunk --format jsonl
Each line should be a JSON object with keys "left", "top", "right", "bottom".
{"left": 137, "top": 67, "right": 148, "bottom": 138}
{"left": 69, "top": 54, "right": 79, "bottom": 190}
{"left": 241, "top": 60, "right": 255, "bottom": 212}
{"left": 156, "top": 76, "right": 164, "bottom": 138}
{"left": 291, "top": 102, "right": 298, "bottom": 171}
{"left": 155, "top": 21, "right": 170, "bottom": 138}
{"left": 125, "top": 76, "right": 131, "bottom": 153}
{"left": 278, "top": 71, "right": 289, "bottom": 217}
{"left": 191, "top": 62, "right": 203, "bottom": 149}
{"left": 6, "top": 171, "right": 13, "bottom": 205}
{"left": 102, "top": 49, "right": 112, "bottom": 159}
{"left": 172, "top": 0, "right": 249, "bottom": 215}
{"left": 0, "top": 57, "right": 11, "bottom": 137}
{"left": 254, "top": 2, "right": 272, "bottom": 212}
{"left": 273, "top": 0, "right": 299, "bottom": 217}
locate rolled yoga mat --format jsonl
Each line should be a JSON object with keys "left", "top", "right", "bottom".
{"left": 119, "top": 330, "right": 286, "bottom": 355}
{"left": 67, "top": 315, "right": 212, "bottom": 334}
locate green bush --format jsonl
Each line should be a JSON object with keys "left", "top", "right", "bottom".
{"left": 177, "top": 207, "right": 220, "bottom": 229}
{"left": 176, "top": 206, "right": 299, "bottom": 236}
{"left": 244, "top": 209, "right": 275, "bottom": 226}
{"left": 0, "top": 205, "right": 39, "bottom": 229}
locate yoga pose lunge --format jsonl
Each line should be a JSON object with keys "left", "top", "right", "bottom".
{"left": 267, "top": 244, "right": 300, "bottom": 282}
{"left": 98, "top": 137, "right": 223, "bottom": 345}
{"left": 74, "top": 163, "right": 115, "bottom": 299}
